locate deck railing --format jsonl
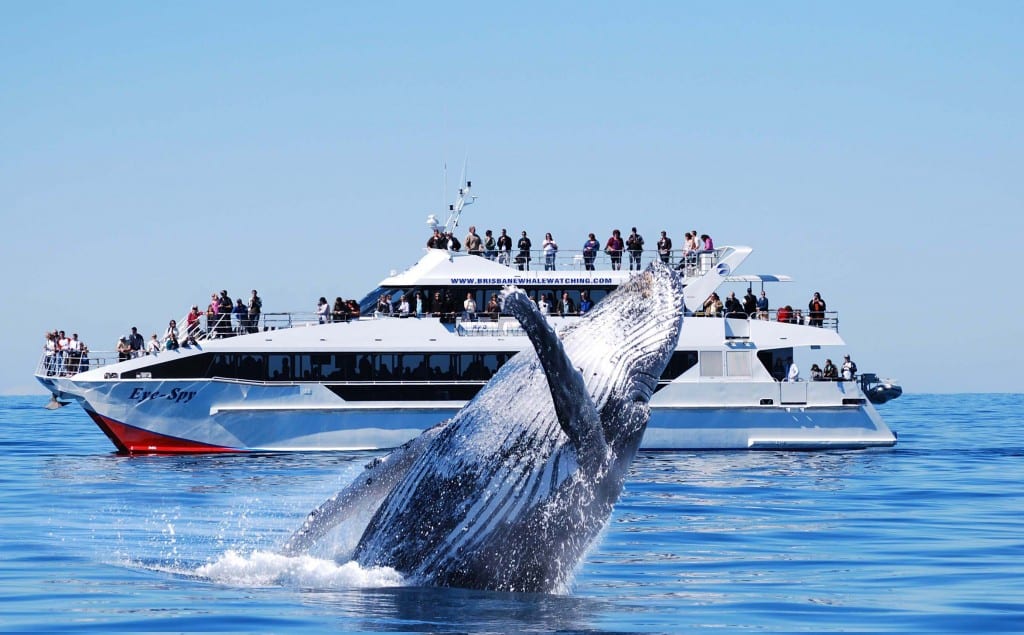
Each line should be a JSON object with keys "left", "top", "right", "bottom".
{"left": 35, "top": 306, "right": 842, "bottom": 376}
{"left": 461, "top": 246, "right": 721, "bottom": 275}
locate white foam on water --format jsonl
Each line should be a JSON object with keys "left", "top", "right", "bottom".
{"left": 195, "top": 549, "right": 405, "bottom": 589}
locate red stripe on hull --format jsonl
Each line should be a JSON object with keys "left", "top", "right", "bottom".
{"left": 85, "top": 410, "right": 244, "bottom": 454}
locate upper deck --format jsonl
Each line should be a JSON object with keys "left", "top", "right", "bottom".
{"left": 36, "top": 241, "right": 844, "bottom": 379}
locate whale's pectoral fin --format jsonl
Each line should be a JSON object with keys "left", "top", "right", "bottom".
{"left": 279, "top": 422, "right": 446, "bottom": 556}
{"left": 502, "top": 288, "right": 607, "bottom": 463}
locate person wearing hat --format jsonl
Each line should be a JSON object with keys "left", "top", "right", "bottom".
{"left": 841, "top": 355, "right": 857, "bottom": 381}
{"left": 116, "top": 336, "right": 131, "bottom": 362}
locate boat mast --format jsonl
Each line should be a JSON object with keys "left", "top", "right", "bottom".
{"left": 426, "top": 159, "right": 476, "bottom": 236}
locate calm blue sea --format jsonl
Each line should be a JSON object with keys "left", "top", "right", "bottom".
{"left": 1, "top": 394, "right": 1022, "bottom": 633}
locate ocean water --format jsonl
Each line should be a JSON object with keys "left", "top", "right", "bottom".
{"left": 0, "top": 394, "right": 1022, "bottom": 633}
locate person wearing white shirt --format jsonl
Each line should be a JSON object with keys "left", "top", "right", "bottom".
{"left": 542, "top": 233, "right": 558, "bottom": 271}
{"left": 785, "top": 358, "right": 800, "bottom": 382}
{"left": 537, "top": 294, "right": 550, "bottom": 315}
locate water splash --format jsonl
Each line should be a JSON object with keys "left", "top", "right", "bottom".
{"left": 195, "top": 550, "right": 405, "bottom": 588}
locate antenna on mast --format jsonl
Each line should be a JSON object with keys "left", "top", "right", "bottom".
{"left": 441, "top": 157, "right": 475, "bottom": 234}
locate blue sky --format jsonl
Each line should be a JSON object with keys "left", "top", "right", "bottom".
{"left": 2, "top": 2, "right": 1021, "bottom": 394}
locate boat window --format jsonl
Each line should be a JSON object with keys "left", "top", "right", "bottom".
{"left": 121, "top": 353, "right": 213, "bottom": 379}
{"left": 661, "top": 351, "right": 698, "bottom": 380}
{"left": 268, "top": 354, "right": 293, "bottom": 381}
{"left": 482, "top": 352, "right": 510, "bottom": 377}
{"left": 401, "top": 354, "right": 429, "bottom": 380}
{"left": 429, "top": 353, "right": 454, "bottom": 379}
{"left": 209, "top": 353, "right": 235, "bottom": 378}
{"left": 699, "top": 351, "right": 723, "bottom": 377}
{"left": 457, "top": 354, "right": 489, "bottom": 380}
{"left": 337, "top": 354, "right": 356, "bottom": 380}
{"left": 353, "top": 354, "right": 375, "bottom": 380}
{"left": 726, "top": 351, "right": 752, "bottom": 377}
{"left": 590, "top": 289, "right": 610, "bottom": 304}
{"left": 237, "top": 353, "right": 265, "bottom": 380}
{"left": 131, "top": 350, "right": 520, "bottom": 383}
{"left": 310, "top": 353, "right": 334, "bottom": 380}
{"left": 295, "top": 354, "right": 313, "bottom": 381}
{"left": 377, "top": 354, "right": 398, "bottom": 380}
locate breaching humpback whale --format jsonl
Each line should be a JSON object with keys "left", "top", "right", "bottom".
{"left": 282, "top": 262, "right": 685, "bottom": 592}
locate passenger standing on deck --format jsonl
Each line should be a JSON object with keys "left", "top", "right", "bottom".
{"left": 542, "top": 232, "right": 558, "bottom": 270}
{"left": 582, "top": 233, "right": 599, "bottom": 271}
{"left": 486, "top": 293, "right": 501, "bottom": 318}
{"left": 579, "top": 289, "right": 593, "bottom": 314}
{"left": 681, "top": 232, "right": 698, "bottom": 271}
{"left": 756, "top": 290, "right": 770, "bottom": 320}
{"left": 785, "top": 358, "right": 800, "bottom": 382}
{"left": 808, "top": 292, "right": 827, "bottom": 328}
{"left": 841, "top": 355, "right": 857, "bottom": 380}
{"left": 724, "top": 291, "right": 744, "bottom": 317}
{"left": 823, "top": 358, "right": 838, "bottom": 380}
{"left": 537, "top": 293, "right": 550, "bottom": 315}
{"left": 117, "top": 336, "right": 131, "bottom": 362}
{"left": 463, "top": 292, "right": 477, "bottom": 320}
{"left": 233, "top": 298, "right": 247, "bottom": 334}
{"left": 605, "top": 229, "right": 624, "bottom": 270}
{"left": 57, "top": 331, "right": 69, "bottom": 374}
{"left": 65, "top": 333, "right": 82, "bottom": 374}
{"left": 128, "top": 326, "right": 144, "bottom": 358}
{"left": 147, "top": 334, "right": 162, "bottom": 355}
{"left": 445, "top": 232, "right": 461, "bottom": 252}
{"left": 743, "top": 288, "right": 757, "bottom": 317}
{"left": 657, "top": 230, "right": 672, "bottom": 264}
{"left": 217, "top": 291, "right": 233, "bottom": 337}
{"left": 516, "top": 231, "right": 532, "bottom": 271}
{"left": 247, "top": 290, "right": 262, "bottom": 333}
{"left": 483, "top": 229, "right": 497, "bottom": 260}
{"left": 317, "top": 297, "right": 330, "bottom": 323}
{"left": 626, "top": 227, "right": 644, "bottom": 270}
{"left": 332, "top": 297, "right": 347, "bottom": 323}
{"left": 559, "top": 291, "right": 576, "bottom": 316}
{"left": 427, "top": 228, "right": 444, "bottom": 249}
{"left": 465, "top": 226, "right": 482, "bottom": 256}
{"left": 43, "top": 332, "right": 57, "bottom": 376}
{"left": 497, "top": 228, "right": 512, "bottom": 265}
{"left": 186, "top": 305, "right": 202, "bottom": 344}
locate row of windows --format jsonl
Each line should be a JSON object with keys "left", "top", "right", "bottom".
{"left": 124, "top": 351, "right": 516, "bottom": 382}
{"left": 358, "top": 286, "right": 614, "bottom": 315}
{"left": 121, "top": 349, "right": 703, "bottom": 384}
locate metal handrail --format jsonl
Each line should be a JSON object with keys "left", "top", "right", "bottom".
{"left": 450, "top": 246, "right": 721, "bottom": 274}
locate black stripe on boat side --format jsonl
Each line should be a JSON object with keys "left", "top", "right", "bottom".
{"left": 326, "top": 383, "right": 486, "bottom": 401}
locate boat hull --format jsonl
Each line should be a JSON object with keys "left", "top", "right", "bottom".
{"left": 38, "top": 375, "right": 896, "bottom": 453}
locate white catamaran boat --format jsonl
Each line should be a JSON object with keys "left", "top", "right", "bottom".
{"left": 35, "top": 180, "right": 898, "bottom": 453}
